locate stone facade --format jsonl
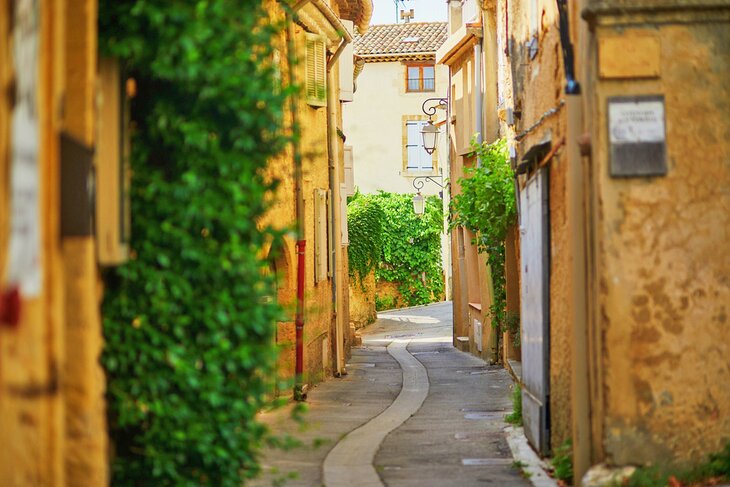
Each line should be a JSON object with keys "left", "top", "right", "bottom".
{"left": 445, "top": 0, "right": 729, "bottom": 480}
{"left": 0, "top": 0, "right": 108, "bottom": 484}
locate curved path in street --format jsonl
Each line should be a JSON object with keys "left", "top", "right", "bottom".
{"left": 253, "top": 301, "right": 532, "bottom": 487}
{"left": 322, "top": 339, "right": 429, "bottom": 487}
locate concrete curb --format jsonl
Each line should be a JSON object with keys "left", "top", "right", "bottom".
{"left": 504, "top": 426, "right": 558, "bottom": 487}
{"left": 376, "top": 300, "right": 452, "bottom": 315}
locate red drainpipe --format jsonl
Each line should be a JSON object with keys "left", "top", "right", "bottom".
{"left": 295, "top": 239, "right": 306, "bottom": 390}
{"left": 287, "top": 14, "right": 307, "bottom": 401}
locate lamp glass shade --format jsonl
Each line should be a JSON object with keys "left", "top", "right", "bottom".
{"left": 421, "top": 121, "right": 439, "bottom": 155}
{"left": 412, "top": 193, "right": 425, "bottom": 215}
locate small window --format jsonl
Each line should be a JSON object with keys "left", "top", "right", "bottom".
{"left": 305, "top": 33, "right": 327, "bottom": 107}
{"left": 406, "top": 64, "right": 435, "bottom": 92}
{"left": 405, "top": 120, "right": 433, "bottom": 172}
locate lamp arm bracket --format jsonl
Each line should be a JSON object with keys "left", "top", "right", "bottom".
{"left": 421, "top": 97, "right": 449, "bottom": 118}
{"left": 412, "top": 175, "right": 444, "bottom": 191}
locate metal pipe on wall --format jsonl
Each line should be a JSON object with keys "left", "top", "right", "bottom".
{"left": 327, "top": 37, "right": 348, "bottom": 377}
{"left": 286, "top": 14, "right": 308, "bottom": 401}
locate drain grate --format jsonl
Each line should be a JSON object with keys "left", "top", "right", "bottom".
{"left": 461, "top": 458, "right": 513, "bottom": 466}
{"left": 464, "top": 412, "right": 505, "bottom": 420}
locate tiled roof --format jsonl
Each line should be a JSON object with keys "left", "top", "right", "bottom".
{"left": 353, "top": 22, "right": 448, "bottom": 60}
{"left": 335, "top": 0, "right": 373, "bottom": 34}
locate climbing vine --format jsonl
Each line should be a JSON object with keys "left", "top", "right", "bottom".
{"left": 346, "top": 193, "right": 385, "bottom": 284}
{"left": 373, "top": 192, "right": 444, "bottom": 307}
{"left": 347, "top": 192, "right": 444, "bottom": 309}
{"left": 99, "top": 2, "right": 289, "bottom": 485}
{"left": 450, "top": 138, "right": 518, "bottom": 342}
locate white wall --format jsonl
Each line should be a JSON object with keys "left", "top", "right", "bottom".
{"left": 343, "top": 60, "right": 449, "bottom": 197}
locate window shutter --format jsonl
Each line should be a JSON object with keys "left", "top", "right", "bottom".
{"left": 339, "top": 20, "right": 355, "bottom": 102}
{"left": 343, "top": 145, "right": 355, "bottom": 196}
{"left": 314, "top": 188, "right": 329, "bottom": 283}
{"left": 340, "top": 184, "right": 349, "bottom": 245}
{"left": 306, "top": 34, "right": 327, "bottom": 107}
{"left": 96, "top": 57, "right": 131, "bottom": 266}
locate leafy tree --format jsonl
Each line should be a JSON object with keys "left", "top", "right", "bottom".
{"left": 99, "top": 2, "right": 289, "bottom": 485}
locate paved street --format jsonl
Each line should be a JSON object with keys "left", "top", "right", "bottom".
{"left": 254, "top": 301, "right": 531, "bottom": 486}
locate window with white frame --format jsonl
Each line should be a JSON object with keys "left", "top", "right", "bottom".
{"left": 405, "top": 120, "right": 434, "bottom": 172}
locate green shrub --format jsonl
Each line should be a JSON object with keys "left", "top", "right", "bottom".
{"left": 99, "top": 2, "right": 288, "bottom": 485}
{"left": 375, "top": 294, "right": 397, "bottom": 311}
{"left": 505, "top": 384, "right": 523, "bottom": 426}
{"left": 373, "top": 192, "right": 444, "bottom": 307}
{"left": 552, "top": 439, "right": 574, "bottom": 485}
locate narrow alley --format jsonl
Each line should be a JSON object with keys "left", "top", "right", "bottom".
{"left": 255, "top": 302, "right": 534, "bottom": 487}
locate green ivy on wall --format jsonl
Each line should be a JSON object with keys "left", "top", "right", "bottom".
{"left": 99, "top": 2, "right": 289, "bottom": 485}
{"left": 347, "top": 192, "right": 444, "bottom": 309}
{"left": 450, "top": 138, "right": 518, "bottom": 341}
{"left": 376, "top": 192, "right": 444, "bottom": 307}
{"left": 346, "top": 193, "right": 385, "bottom": 284}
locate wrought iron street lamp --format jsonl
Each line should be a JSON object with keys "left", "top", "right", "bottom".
{"left": 411, "top": 97, "right": 447, "bottom": 215}
{"left": 412, "top": 192, "right": 425, "bottom": 215}
{"left": 411, "top": 176, "right": 444, "bottom": 215}
{"left": 420, "top": 97, "right": 447, "bottom": 155}
{"left": 421, "top": 122, "right": 439, "bottom": 155}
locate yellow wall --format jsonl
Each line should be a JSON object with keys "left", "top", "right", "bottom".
{"left": 1, "top": 0, "right": 107, "bottom": 484}
{"left": 588, "top": 18, "right": 730, "bottom": 465}
{"left": 494, "top": 0, "right": 574, "bottom": 447}
{"left": 349, "top": 270, "right": 377, "bottom": 329}
{"left": 262, "top": 21, "right": 351, "bottom": 386}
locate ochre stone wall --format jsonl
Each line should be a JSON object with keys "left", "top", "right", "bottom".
{"left": 261, "top": 23, "right": 350, "bottom": 386}
{"left": 349, "top": 271, "right": 377, "bottom": 329}
{"left": 591, "top": 21, "right": 730, "bottom": 464}
{"left": 1, "top": 1, "right": 108, "bottom": 484}
{"left": 498, "top": 0, "right": 574, "bottom": 448}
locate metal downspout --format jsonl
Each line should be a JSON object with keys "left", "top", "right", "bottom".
{"left": 286, "top": 10, "right": 308, "bottom": 401}
{"left": 327, "top": 36, "right": 349, "bottom": 377}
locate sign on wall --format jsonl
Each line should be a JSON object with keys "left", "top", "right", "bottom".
{"left": 608, "top": 95, "right": 667, "bottom": 177}
{"left": 7, "top": 0, "right": 42, "bottom": 297}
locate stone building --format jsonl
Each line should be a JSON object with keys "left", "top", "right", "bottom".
{"left": 262, "top": 0, "right": 372, "bottom": 390}
{"left": 0, "top": 0, "right": 372, "bottom": 483}
{"left": 343, "top": 21, "right": 449, "bottom": 197}
{"left": 445, "top": 0, "right": 729, "bottom": 482}
{"left": 437, "top": 0, "right": 518, "bottom": 365}
{"left": 1, "top": 0, "right": 110, "bottom": 483}
{"left": 342, "top": 21, "right": 451, "bottom": 324}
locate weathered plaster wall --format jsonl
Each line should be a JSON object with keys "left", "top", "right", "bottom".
{"left": 591, "top": 21, "right": 730, "bottom": 464}
{"left": 261, "top": 24, "right": 346, "bottom": 384}
{"left": 342, "top": 60, "right": 448, "bottom": 195}
{"left": 349, "top": 271, "right": 377, "bottom": 329}
{"left": 498, "top": 0, "right": 573, "bottom": 448}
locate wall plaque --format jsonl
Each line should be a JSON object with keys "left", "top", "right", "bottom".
{"left": 7, "top": 0, "right": 42, "bottom": 297}
{"left": 608, "top": 95, "right": 667, "bottom": 177}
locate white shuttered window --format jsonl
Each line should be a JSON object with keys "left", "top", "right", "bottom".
{"left": 406, "top": 120, "right": 433, "bottom": 171}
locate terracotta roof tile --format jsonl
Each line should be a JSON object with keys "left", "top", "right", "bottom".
{"left": 353, "top": 22, "right": 448, "bottom": 59}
